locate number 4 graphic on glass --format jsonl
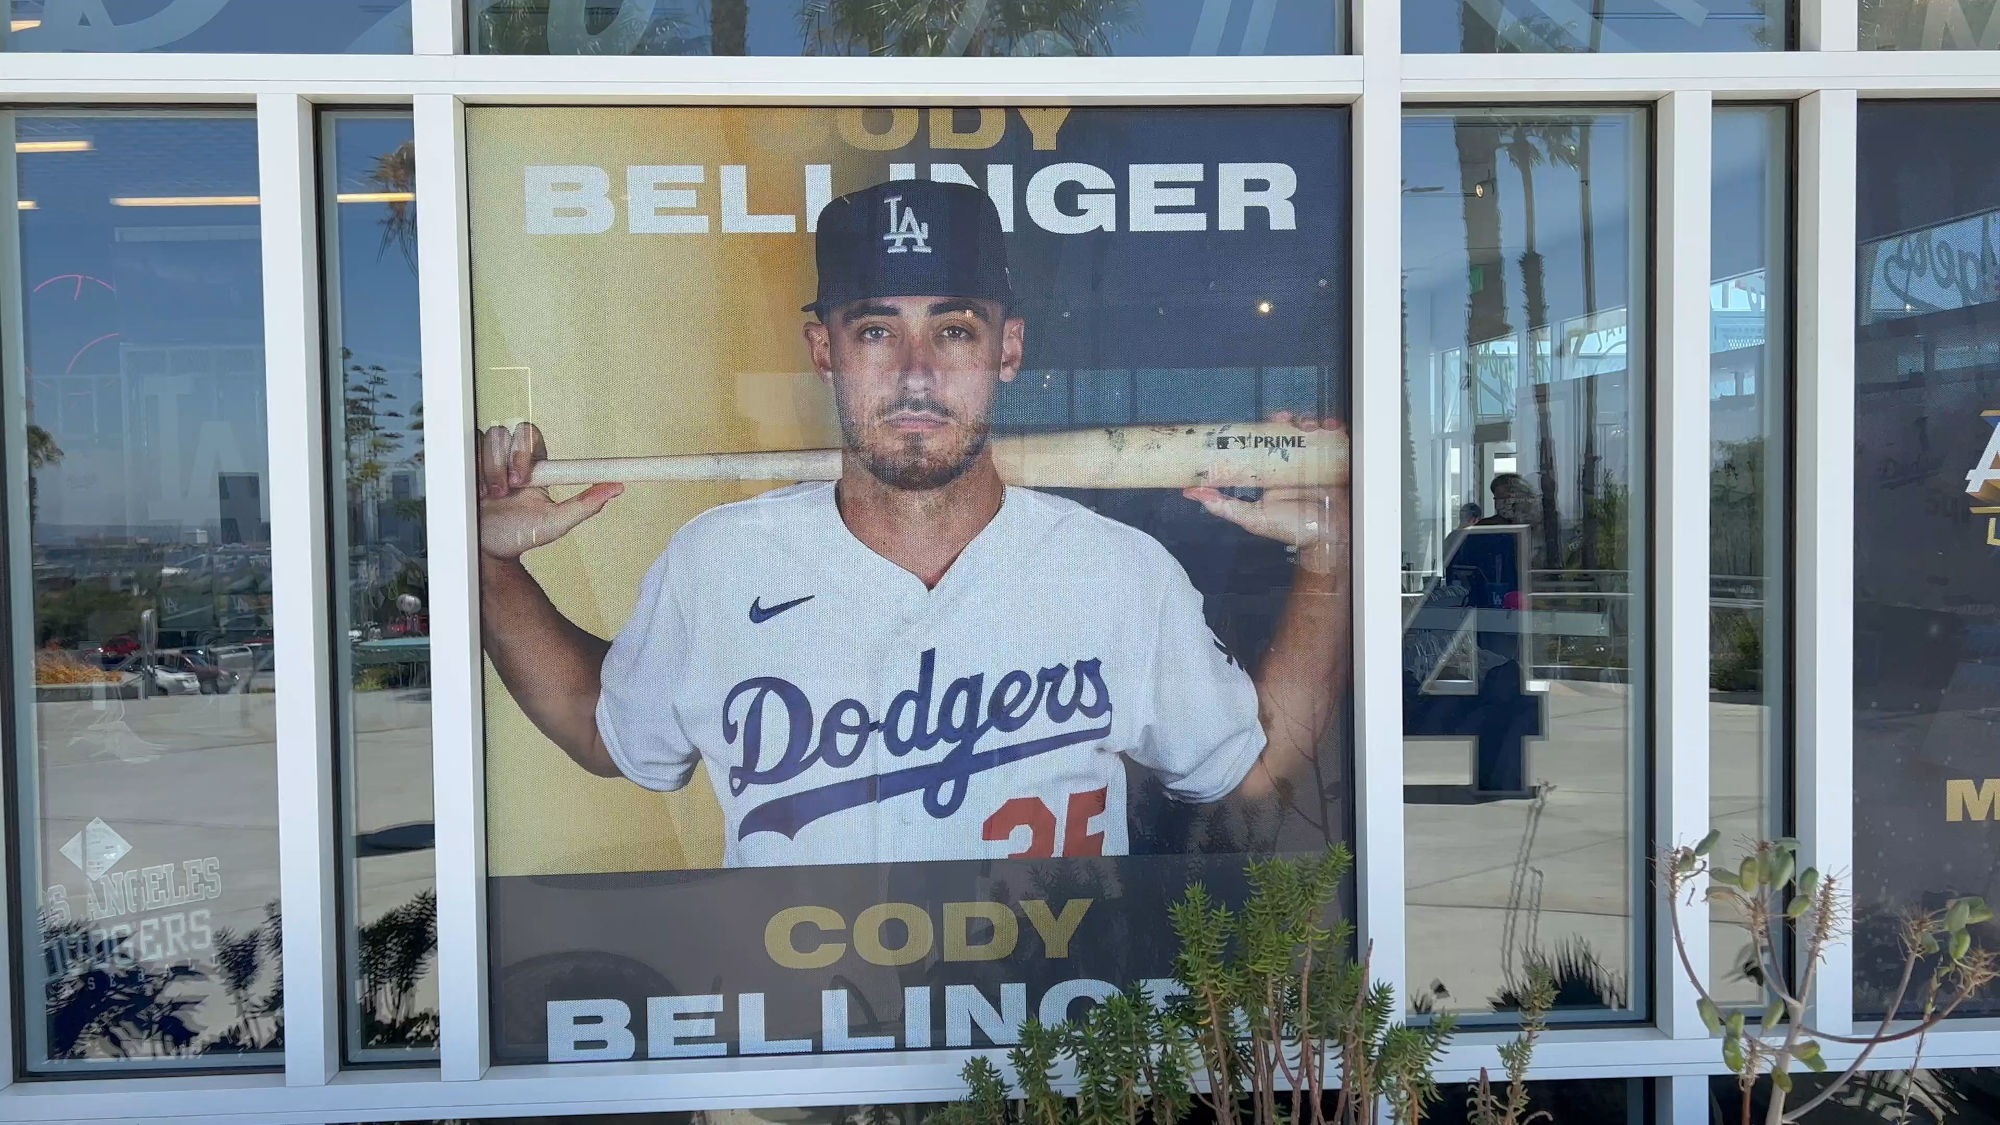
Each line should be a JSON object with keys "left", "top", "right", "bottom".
{"left": 981, "top": 789, "right": 1108, "bottom": 857}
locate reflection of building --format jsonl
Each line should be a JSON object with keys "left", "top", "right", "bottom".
{"left": 216, "top": 472, "right": 261, "bottom": 544}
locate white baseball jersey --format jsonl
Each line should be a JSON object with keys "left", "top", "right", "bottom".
{"left": 596, "top": 481, "right": 1265, "bottom": 867}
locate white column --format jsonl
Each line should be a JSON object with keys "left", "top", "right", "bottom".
{"left": 416, "top": 92, "right": 491, "bottom": 1082}
{"left": 260, "top": 92, "right": 340, "bottom": 1086}
{"left": 1795, "top": 88, "right": 1858, "bottom": 1039}
{"left": 1353, "top": 0, "right": 1405, "bottom": 1002}
{"left": 412, "top": 0, "right": 464, "bottom": 55}
{"left": 1654, "top": 89, "right": 1713, "bottom": 1040}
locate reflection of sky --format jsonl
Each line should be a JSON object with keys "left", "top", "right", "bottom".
{"left": 1403, "top": 0, "right": 1780, "bottom": 52}
{"left": 328, "top": 114, "right": 423, "bottom": 471}
{"left": 1402, "top": 111, "right": 1639, "bottom": 341}
{"left": 469, "top": 0, "right": 1338, "bottom": 55}
{"left": 16, "top": 114, "right": 267, "bottom": 545}
{"left": 6, "top": 0, "right": 411, "bottom": 53}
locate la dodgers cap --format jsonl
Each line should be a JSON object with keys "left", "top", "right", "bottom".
{"left": 804, "top": 179, "right": 1014, "bottom": 316}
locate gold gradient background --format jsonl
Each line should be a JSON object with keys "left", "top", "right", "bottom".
{"left": 469, "top": 107, "right": 879, "bottom": 876}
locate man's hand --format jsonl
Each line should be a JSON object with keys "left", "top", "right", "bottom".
{"left": 1183, "top": 413, "right": 1350, "bottom": 576}
{"left": 478, "top": 422, "right": 623, "bottom": 561}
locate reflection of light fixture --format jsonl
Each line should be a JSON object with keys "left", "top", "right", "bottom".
{"left": 1256, "top": 300, "right": 1274, "bottom": 316}
{"left": 1474, "top": 181, "right": 1486, "bottom": 197}
{"left": 16, "top": 139, "right": 91, "bottom": 154}
{"left": 16, "top": 200, "right": 36, "bottom": 211}
{"left": 337, "top": 191, "right": 415, "bottom": 204}
{"left": 111, "top": 195, "right": 259, "bottom": 207}
{"left": 10, "top": 19, "right": 40, "bottom": 31}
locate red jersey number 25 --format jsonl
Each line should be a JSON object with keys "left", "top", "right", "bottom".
{"left": 980, "top": 788, "right": 1108, "bottom": 858}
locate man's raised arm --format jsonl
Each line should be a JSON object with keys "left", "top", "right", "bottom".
{"left": 475, "top": 422, "right": 625, "bottom": 777}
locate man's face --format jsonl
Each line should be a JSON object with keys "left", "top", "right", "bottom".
{"left": 804, "top": 295, "right": 1025, "bottom": 491}
{"left": 1493, "top": 484, "right": 1538, "bottom": 525}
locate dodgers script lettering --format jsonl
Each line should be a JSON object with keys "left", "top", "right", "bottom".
{"left": 722, "top": 648, "right": 1114, "bottom": 839}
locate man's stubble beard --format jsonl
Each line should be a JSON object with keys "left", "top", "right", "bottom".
{"left": 834, "top": 384, "right": 993, "bottom": 493}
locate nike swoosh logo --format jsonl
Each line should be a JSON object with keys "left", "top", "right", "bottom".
{"left": 749, "top": 594, "right": 815, "bottom": 624}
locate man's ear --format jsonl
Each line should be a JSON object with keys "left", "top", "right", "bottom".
{"left": 803, "top": 320, "right": 833, "bottom": 386}
{"left": 998, "top": 316, "right": 1026, "bottom": 384}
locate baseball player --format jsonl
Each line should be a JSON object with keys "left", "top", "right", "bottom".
{"left": 478, "top": 179, "right": 1349, "bottom": 867}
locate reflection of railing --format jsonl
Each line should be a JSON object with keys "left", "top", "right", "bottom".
{"left": 1403, "top": 569, "right": 1771, "bottom": 685}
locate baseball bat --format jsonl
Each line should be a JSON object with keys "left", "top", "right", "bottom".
{"left": 526, "top": 421, "right": 1348, "bottom": 491}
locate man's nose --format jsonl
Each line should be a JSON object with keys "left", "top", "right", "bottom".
{"left": 896, "top": 334, "right": 938, "bottom": 390}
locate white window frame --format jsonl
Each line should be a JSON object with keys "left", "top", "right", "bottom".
{"left": 1, "top": 0, "right": 1998, "bottom": 1120}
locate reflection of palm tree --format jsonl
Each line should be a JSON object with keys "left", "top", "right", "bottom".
{"left": 801, "top": 0, "right": 1134, "bottom": 56}
{"left": 1498, "top": 123, "right": 1579, "bottom": 565}
{"left": 26, "top": 422, "right": 62, "bottom": 526}
{"left": 710, "top": 0, "right": 746, "bottom": 53}
{"left": 370, "top": 140, "right": 417, "bottom": 268}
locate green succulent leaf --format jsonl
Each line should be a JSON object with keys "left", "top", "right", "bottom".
{"left": 1762, "top": 996, "right": 1784, "bottom": 1031}
{"left": 1739, "top": 857, "right": 1761, "bottom": 891}
{"left": 1695, "top": 829, "right": 1721, "bottom": 857}
{"left": 1722, "top": 1037, "right": 1745, "bottom": 1074}
{"left": 1786, "top": 895, "right": 1810, "bottom": 919}
{"left": 1952, "top": 929, "right": 1972, "bottom": 961}
{"left": 1698, "top": 998, "right": 1722, "bottom": 1034}
{"left": 1772, "top": 1067, "right": 1793, "bottom": 1094}
{"left": 1769, "top": 851, "right": 1795, "bottom": 889}
{"left": 1948, "top": 899, "right": 1972, "bottom": 932}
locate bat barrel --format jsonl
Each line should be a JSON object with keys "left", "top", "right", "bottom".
{"left": 524, "top": 422, "right": 1348, "bottom": 490}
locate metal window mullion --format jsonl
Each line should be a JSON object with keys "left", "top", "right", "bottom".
{"left": 1352, "top": 0, "right": 1406, "bottom": 1008}
{"left": 1802, "top": 0, "right": 1861, "bottom": 52}
{"left": 412, "top": 0, "right": 463, "bottom": 55}
{"left": 1654, "top": 89, "right": 1713, "bottom": 1041}
{"left": 261, "top": 91, "right": 341, "bottom": 1087}
{"left": 415, "top": 92, "right": 490, "bottom": 1083}
{"left": 1658, "top": 1073, "right": 1709, "bottom": 1124}
{"left": 0, "top": 109, "right": 26, "bottom": 1094}
{"left": 1794, "top": 88, "right": 1857, "bottom": 1040}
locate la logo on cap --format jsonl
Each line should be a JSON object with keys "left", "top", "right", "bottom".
{"left": 881, "top": 195, "right": 932, "bottom": 255}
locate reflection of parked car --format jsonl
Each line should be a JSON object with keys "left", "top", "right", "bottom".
{"left": 119, "top": 659, "right": 198, "bottom": 695}
{"left": 193, "top": 644, "right": 257, "bottom": 677}
{"left": 155, "top": 651, "right": 237, "bottom": 694}
{"left": 90, "top": 634, "right": 139, "bottom": 668}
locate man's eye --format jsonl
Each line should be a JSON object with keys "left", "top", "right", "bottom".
{"left": 941, "top": 324, "right": 972, "bottom": 340}
{"left": 859, "top": 325, "right": 890, "bottom": 341}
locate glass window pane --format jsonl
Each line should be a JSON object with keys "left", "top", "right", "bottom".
{"left": 1401, "top": 107, "right": 1648, "bottom": 1021}
{"left": 1862, "top": 0, "right": 1999, "bottom": 49}
{"left": 467, "top": 105, "right": 1352, "bottom": 1062}
{"left": 6, "top": 111, "right": 279, "bottom": 1072}
{"left": 1854, "top": 99, "right": 2000, "bottom": 1021}
{"left": 322, "top": 112, "right": 436, "bottom": 1062}
{"left": 5, "top": 0, "right": 412, "bottom": 52}
{"left": 1404, "top": 0, "right": 1785, "bottom": 51}
{"left": 1707, "top": 104, "right": 1789, "bottom": 1009}
{"left": 469, "top": 0, "right": 1342, "bottom": 55}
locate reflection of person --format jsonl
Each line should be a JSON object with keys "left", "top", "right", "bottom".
{"left": 476, "top": 179, "right": 1350, "bottom": 867}
{"left": 1457, "top": 502, "right": 1483, "bottom": 530}
{"left": 1477, "top": 472, "right": 1538, "bottom": 529}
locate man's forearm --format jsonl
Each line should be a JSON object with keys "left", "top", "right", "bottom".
{"left": 479, "top": 556, "right": 619, "bottom": 777}
{"left": 1242, "top": 553, "right": 1351, "bottom": 801}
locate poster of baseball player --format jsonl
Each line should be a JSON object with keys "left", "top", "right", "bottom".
{"left": 467, "top": 106, "right": 1351, "bottom": 1062}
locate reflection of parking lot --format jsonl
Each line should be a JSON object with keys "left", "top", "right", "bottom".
{"left": 29, "top": 686, "right": 434, "bottom": 1058}
{"left": 1405, "top": 683, "right": 1771, "bottom": 1016}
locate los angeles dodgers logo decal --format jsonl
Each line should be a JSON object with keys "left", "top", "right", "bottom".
{"left": 881, "top": 195, "right": 932, "bottom": 254}
{"left": 721, "top": 649, "right": 1112, "bottom": 839}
